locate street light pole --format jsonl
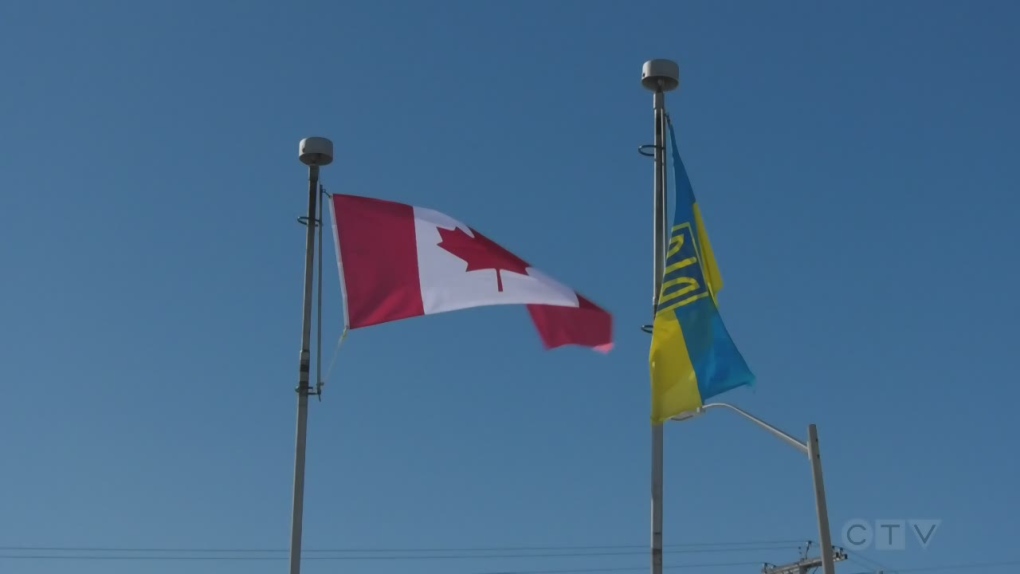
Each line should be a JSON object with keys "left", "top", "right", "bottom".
{"left": 672, "top": 404, "right": 837, "bottom": 574}
{"left": 808, "top": 424, "right": 836, "bottom": 574}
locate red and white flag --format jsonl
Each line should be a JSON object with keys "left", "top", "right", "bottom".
{"left": 329, "top": 194, "right": 613, "bottom": 353}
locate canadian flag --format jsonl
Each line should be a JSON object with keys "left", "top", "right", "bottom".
{"left": 329, "top": 194, "right": 613, "bottom": 353}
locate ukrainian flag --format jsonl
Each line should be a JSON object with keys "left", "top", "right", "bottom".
{"left": 649, "top": 120, "right": 755, "bottom": 425}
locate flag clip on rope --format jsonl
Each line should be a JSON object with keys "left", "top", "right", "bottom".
{"left": 327, "top": 194, "right": 613, "bottom": 353}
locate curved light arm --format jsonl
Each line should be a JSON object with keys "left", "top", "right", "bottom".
{"left": 671, "top": 403, "right": 835, "bottom": 574}
{"left": 672, "top": 402, "right": 808, "bottom": 456}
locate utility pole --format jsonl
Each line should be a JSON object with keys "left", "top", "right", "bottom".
{"left": 761, "top": 543, "right": 848, "bottom": 574}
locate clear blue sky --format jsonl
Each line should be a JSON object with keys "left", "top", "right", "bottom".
{"left": 2, "top": 2, "right": 1018, "bottom": 574}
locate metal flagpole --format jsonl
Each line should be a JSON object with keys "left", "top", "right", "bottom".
{"left": 641, "top": 58, "right": 679, "bottom": 574}
{"left": 637, "top": 59, "right": 836, "bottom": 574}
{"left": 290, "top": 136, "right": 334, "bottom": 574}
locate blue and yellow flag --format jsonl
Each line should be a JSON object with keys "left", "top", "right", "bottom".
{"left": 649, "top": 120, "right": 754, "bottom": 425}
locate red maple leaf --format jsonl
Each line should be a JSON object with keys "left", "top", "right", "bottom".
{"left": 436, "top": 226, "right": 530, "bottom": 291}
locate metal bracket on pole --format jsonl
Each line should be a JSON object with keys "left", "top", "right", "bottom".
{"left": 761, "top": 547, "right": 847, "bottom": 574}
{"left": 637, "top": 142, "right": 658, "bottom": 337}
{"left": 296, "top": 184, "right": 334, "bottom": 401}
{"left": 297, "top": 185, "right": 333, "bottom": 227}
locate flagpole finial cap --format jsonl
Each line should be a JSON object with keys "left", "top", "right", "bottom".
{"left": 641, "top": 59, "right": 680, "bottom": 92}
{"left": 299, "top": 137, "right": 334, "bottom": 167}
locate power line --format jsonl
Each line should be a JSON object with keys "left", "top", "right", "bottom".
{"left": 0, "top": 540, "right": 801, "bottom": 567}
{"left": 762, "top": 545, "right": 848, "bottom": 574}
{"left": 468, "top": 564, "right": 773, "bottom": 574}
{"left": 814, "top": 543, "right": 1020, "bottom": 573}
{"left": 844, "top": 560, "right": 1020, "bottom": 573}
{"left": 0, "top": 555, "right": 764, "bottom": 570}
{"left": 0, "top": 545, "right": 797, "bottom": 562}
{"left": 0, "top": 550, "right": 791, "bottom": 561}
{"left": 0, "top": 539, "right": 800, "bottom": 554}
{"left": 411, "top": 562, "right": 765, "bottom": 574}
{"left": 844, "top": 547, "right": 893, "bottom": 572}
{"left": 3, "top": 543, "right": 1015, "bottom": 573}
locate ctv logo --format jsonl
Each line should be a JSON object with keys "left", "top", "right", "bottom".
{"left": 841, "top": 519, "right": 941, "bottom": 551}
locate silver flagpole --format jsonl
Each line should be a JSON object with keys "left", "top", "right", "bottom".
{"left": 290, "top": 137, "right": 334, "bottom": 574}
{"left": 641, "top": 59, "right": 679, "bottom": 574}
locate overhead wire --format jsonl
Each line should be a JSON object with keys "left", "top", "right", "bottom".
{"left": 0, "top": 539, "right": 801, "bottom": 562}
{"left": 842, "top": 560, "right": 1020, "bottom": 573}
{"left": 845, "top": 548, "right": 894, "bottom": 573}
{"left": 0, "top": 539, "right": 800, "bottom": 555}
{"left": 3, "top": 541, "right": 1015, "bottom": 572}
{"left": 0, "top": 553, "right": 767, "bottom": 570}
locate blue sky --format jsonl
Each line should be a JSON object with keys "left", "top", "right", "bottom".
{"left": 2, "top": 1, "right": 1018, "bottom": 574}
